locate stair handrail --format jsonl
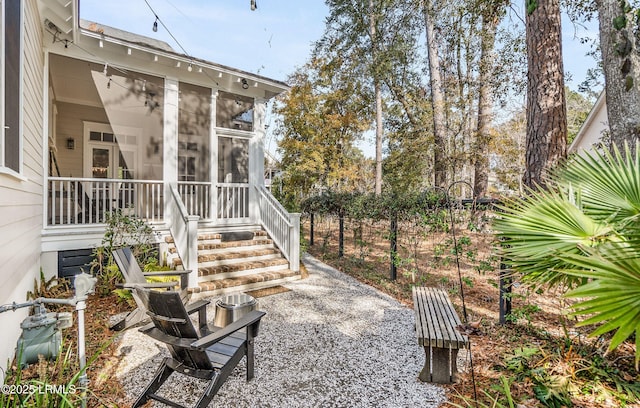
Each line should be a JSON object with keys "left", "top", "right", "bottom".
{"left": 256, "top": 185, "right": 300, "bottom": 272}
{"left": 168, "top": 184, "right": 199, "bottom": 287}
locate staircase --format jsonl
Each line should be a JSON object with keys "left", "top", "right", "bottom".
{"left": 166, "top": 227, "right": 301, "bottom": 296}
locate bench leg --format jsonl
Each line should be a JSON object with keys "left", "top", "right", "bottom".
{"left": 419, "top": 346, "right": 432, "bottom": 382}
{"left": 419, "top": 346, "right": 459, "bottom": 384}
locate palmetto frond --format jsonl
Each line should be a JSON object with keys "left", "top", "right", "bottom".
{"left": 493, "top": 142, "right": 640, "bottom": 367}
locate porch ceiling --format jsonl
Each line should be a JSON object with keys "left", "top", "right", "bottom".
{"left": 49, "top": 54, "right": 102, "bottom": 107}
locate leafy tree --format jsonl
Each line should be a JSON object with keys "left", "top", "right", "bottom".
{"left": 597, "top": 0, "right": 640, "bottom": 151}
{"left": 523, "top": 0, "right": 568, "bottom": 188}
{"left": 274, "top": 59, "right": 372, "bottom": 209}
{"left": 473, "top": 0, "right": 510, "bottom": 198}
{"left": 422, "top": 0, "right": 449, "bottom": 187}
{"left": 491, "top": 110, "right": 526, "bottom": 194}
{"left": 565, "top": 87, "right": 594, "bottom": 145}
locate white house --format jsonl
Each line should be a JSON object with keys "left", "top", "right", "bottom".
{"left": 568, "top": 92, "right": 609, "bottom": 154}
{"left": 0, "top": 0, "right": 300, "bottom": 372}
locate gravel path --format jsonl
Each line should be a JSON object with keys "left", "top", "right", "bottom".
{"left": 114, "top": 253, "right": 446, "bottom": 407}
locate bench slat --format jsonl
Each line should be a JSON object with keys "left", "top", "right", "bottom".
{"left": 413, "top": 286, "right": 468, "bottom": 350}
{"left": 412, "top": 287, "right": 426, "bottom": 346}
{"left": 431, "top": 287, "right": 466, "bottom": 348}
{"left": 414, "top": 287, "right": 442, "bottom": 348}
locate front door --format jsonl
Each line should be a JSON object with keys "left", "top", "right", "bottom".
{"left": 83, "top": 122, "right": 138, "bottom": 213}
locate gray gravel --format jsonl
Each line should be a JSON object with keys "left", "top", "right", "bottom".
{"left": 114, "top": 253, "right": 446, "bottom": 407}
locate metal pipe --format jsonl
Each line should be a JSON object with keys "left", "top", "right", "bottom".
{"left": 76, "top": 298, "right": 88, "bottom": 408}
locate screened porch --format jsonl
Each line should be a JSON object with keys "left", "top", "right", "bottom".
{"left": 46, "top": 53, "right": 259, "bottom": 227}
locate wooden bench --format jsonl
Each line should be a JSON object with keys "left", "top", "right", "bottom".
{"left": 412, "top": 286, "right": 469, "bottom": 383}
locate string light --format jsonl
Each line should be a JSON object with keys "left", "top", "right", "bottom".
{"left": 187, "top": 63, "right": 193, "bottom": 72}
{"left": 251, "top": 0, "right": 257, "bottom": 10}
{"left": 107, "top": 78, "right": 111, "bottom": 89}
{"left": 152, "top": 16, "right": 158, "bottom": 32}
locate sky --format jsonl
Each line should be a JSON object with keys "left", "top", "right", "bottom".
{"left": 79, "top": 0, "right": 601, "bottom": 157}
{"left": 80, "top": 0, "right": 599, "bottom": 87}
{"left": 79, "top": 0, "right": 329, "bottom": 82}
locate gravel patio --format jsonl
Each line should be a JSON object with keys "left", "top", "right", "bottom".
{"left": 113, "top": 253, "right": 446, "bottom": 407}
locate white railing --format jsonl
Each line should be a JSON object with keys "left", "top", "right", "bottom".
{"left": 47, "top": 177, "right": 163, "bottom": 226}
{"left": 217, "top": 183, "right": 250, "bottom": 221}
{"left": 256, "top": 185, "right": 300, "bottom": 271}
{"left": 167, "top": 185, "right": 199, "bottom": 287}
{"left": 178, "top": 181, "right": 211, "bottom": 219}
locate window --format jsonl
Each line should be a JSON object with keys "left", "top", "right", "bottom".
{"left": 1, "top": 0, "right": 22, "bottom": 173}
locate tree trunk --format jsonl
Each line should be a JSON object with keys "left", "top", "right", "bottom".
{"left": 473, "top": 14, "right": 499, "bottom": 199}
{"left": 371, "top": 0, "right": 384, "bottom": 195}
{"left": 598, "top": 0, "right": 640, "bottom": 152}
{"left": 523, "top": 0, "right": 567, "bottom": 189}
{"left": 423, "top": 0, "right": 447, "bottom": 188}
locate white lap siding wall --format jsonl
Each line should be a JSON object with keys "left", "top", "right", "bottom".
{"left": 0, "top": 0, "right": 46, "bottom": 373}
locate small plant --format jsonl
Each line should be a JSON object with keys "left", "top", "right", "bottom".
{"left": 27, "top": 270, "right": 71, "bottom": 302}
{"left": 462, "top": 276, "right": 474, "bottom": 288}
{"left": 1, "top": 336, "right": 113, "bottom": 407}
{"left": 450, "top": 375, "right": 516, "bottom": 408}
{"left": 90, "top": 209, "right": 158, "bottom": 295}
{"left": 498, "top": 341, "right": 640, "bottom": 407}
{"left": 475, "top": 259, "right": 494, "bottom": 275}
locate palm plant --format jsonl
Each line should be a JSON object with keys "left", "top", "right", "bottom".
{"left": 494, "top": 143, "right": 640, "bottom": 368}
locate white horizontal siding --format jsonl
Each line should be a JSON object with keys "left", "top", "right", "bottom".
{"left": 0, "top": 0, "right": 45, "bottom": 373}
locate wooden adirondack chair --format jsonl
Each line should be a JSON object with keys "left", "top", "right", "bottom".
{"left": 110, "top": 247, "right": 191, "bottom": 331}
{"left": 132, "top": 287, "right": 266, "bottom": 408}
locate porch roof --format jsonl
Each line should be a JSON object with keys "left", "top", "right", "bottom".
{"left": 38, "top": 0, "right": 290, "bottom": 100}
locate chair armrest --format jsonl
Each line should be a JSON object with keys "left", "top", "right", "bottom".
{"left": 139, "top": 321, "right": 155, "bottom": 333}
{"left": 186, "top": 299, "right": 210, "bottom": 314}
{"left": 143, "top": 327, "right": 197, "bottom": 348}
{"left": 142, "top": 270, "right": 191, "bottom": 277}
{"left": 186, "top": 299, "right": 211, "bottom": 329}
{"left": 191, "top": 310, "right": 266, "bottom": 350}
{"left": 143, "top": 270, "right": 191, "bottom": 289}
{"left": 118, "top": 281, "right": 177, "bottom": 289}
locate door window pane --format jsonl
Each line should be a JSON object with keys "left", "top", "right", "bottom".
{"left": 92, "top": 148, "right": 110, "bottom": 178}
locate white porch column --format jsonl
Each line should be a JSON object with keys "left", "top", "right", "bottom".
{"left": 249, "top": 98, "right": 267, "bottom": 224}
{"left": 209, "top": 88, "right": 219, "bottom": 221}
{"left": 163, "top": 77, "right": 179, "bottom": 219}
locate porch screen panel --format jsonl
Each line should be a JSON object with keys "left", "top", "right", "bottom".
{"left": 218, "top": 137, "right": 248, "bottom": 183}
{"left": 178, "top": 82, "right": 211, "bottom": 218}
{"left": 216, "top": 91, "right": 253, "bottom": 132}
{"left": 178, "top": 82, "right": 211, "bottom": 182}
{"left": 47, "top": 54, "right": 166, "bottom": 224}
{"left": 217, "top": 136, "right": 249, "bottom": 219}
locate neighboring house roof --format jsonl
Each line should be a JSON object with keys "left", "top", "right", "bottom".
{"left": 81, "top": 19, "right": 175, "bottom": 53}
{"left": 568, "top": 91, "right": 608, "bottom": 154}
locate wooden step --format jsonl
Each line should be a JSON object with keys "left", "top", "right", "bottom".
{"left": 172, "top": 248, "right": 281, "bottom": 267}
{"left": 189, "top": 269, "right": 301, "bottom": 295}
{"left": 167, "top": 239, "right": 274, "bottom": 255}
{"left": 199, "top": 257, "right": 289, "bottom": 280}
{"left": 197, "top": 238, "right": 273, "bottom": 251}
{"left": 165, "top": 233, "right": 221, "bottom": 244}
